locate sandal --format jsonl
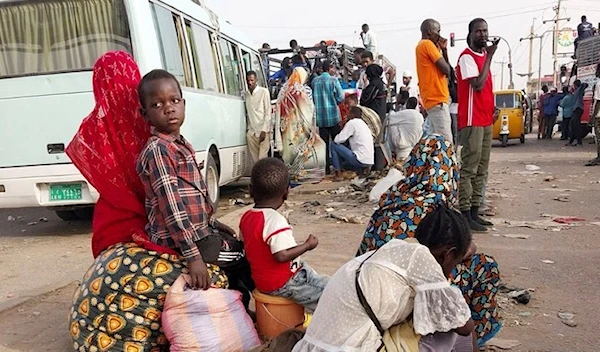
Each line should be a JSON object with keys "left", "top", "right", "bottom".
{"left": 585, "top": 158, "right": 600, "bottom": 167}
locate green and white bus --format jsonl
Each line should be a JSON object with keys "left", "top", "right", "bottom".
{"left": 0, "top": 0, "right": 265, "bottom": 220}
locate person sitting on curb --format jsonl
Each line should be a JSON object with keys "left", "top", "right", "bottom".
{"left": 330, "top": 107, "right": 375, "bottom": 181}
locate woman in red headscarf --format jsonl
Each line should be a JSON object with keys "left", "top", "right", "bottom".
{"left": 67, "top": 51, "right": 227, "bottom": 351}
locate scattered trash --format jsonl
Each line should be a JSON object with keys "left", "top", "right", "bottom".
{"left": 557, "top": 312, "right": 574, "bottom": 320}
{"left": 325, "top": 208, "right": 335, "bottom": 213}
{"left": 551, "top": 228, "right": 562, "bottom": 232}
{"left": 27, "top": 222, "right": 38, "bottom": 226}
{"left": 502, "top": 234, "right": 531, "bottom": 239}
{"left": 228, "top": 198, "right": 248, "bottom": 206}
{"left": 325, "top": 202, "right": 344, "bottom": 207}
{"left": 244, "top": 194, "right": 251, "bottom": 199}
{"left": 32, "top": 311, "right": 41, "bottom": 316}
{"left": 508, "top": 290, "right": 531, "bottom": 304}
{"left": 6, "top": 293, "right": 14, "bottom": 298}
{"left": 38, "top": 217, "right": 48, "bottom": 223}
{"left": 544, "top": 175, "right": 556, "bottom": 182}
{"left": 519, "top": 312, "right": 531, "bottom": 317}
{"left": 558, "top": 312, "right": 577, "bottom": 327}
{"left": 590, "top": 180, "right": 600, "bottom": 184}
{"left": 519, "top": 267, "right": 531, "bottom": 270}
{"left": 590, "top": 222, "right": 600, "bottom": 227}
{"left": 542, "top": 259, "right": 555, "bottom": 264}
{"left": 553, "top": 196, "right": 570, "bottom": 202}
{"left": 7, "top": 215, "right": 15, "bottom": 221}
{"left": 486, "top": 338, "right": 522, "bottom": 350}
{"left": 526, "top": 165, "right": 541, "bottom": 171}
{"left": 302, "top": 201, "right": 321, "bottom": 207}
{"left": 553, "top": 217, "right": 585, "bottom": 224}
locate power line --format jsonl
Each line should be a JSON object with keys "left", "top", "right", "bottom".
{"left": 237, "top": 3, "right": 554, "bottom": 30}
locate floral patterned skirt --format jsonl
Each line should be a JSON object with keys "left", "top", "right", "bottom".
{"left": 69, "top": 243, "right": 228, "bottom": 352}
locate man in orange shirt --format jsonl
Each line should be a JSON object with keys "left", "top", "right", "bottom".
{"left": 416, "top": 19, "right": 453, "bottom": 143}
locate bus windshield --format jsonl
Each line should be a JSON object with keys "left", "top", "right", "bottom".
{"left": 0, "top": 0, "right": 132, "bottom": 79}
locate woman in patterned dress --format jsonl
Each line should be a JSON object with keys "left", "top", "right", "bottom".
{"left": 66, "top": 51, "right": 227, "bottom": 352}
{"left": 356, "top": 135, "right": 502, "bottom": 348}
{"left": 276, "top": 67, "right": 327, "bottom": 183}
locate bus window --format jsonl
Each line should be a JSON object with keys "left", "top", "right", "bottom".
{"left": 241, "top": 50, "right": 252, "bottom": 74}
{"left": 0, "top": 0, "right": 131, "bottom": 78}
{"left": 251, "top": 53, "right": 267, "bottom": 87}
{"left": 184, "top": 20, "right": 201, "bottom": 88}
{"left": 219, "top": 39, "right": 243, "bottom": 96}
{"left": 190, "top": 24, "right": 221, "bottom": 92}
{"left": 174, "top": 16, "right": 194, "bottom": 87}
{"left": 151, "top": 3, "right": 185, "bottom": 85}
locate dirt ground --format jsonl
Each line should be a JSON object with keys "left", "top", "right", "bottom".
{"left": 1, "top": 133, "right": 599, "bottom": 351}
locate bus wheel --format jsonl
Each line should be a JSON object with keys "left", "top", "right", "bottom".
{"left": 55, "top": 210, "right": 78, "bottom": 221}
{"left": 205, "top": 152, "right": 220, "bottom": 210}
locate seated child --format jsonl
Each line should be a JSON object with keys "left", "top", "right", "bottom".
{"left": 240, "top": 158, "right": 328, "bottom": 312}
{"left": 136, "top": 69, "right": 254, "bottom": 303}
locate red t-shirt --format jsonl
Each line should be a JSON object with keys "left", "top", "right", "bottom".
{"left": 456, "top": 48, "right": 495, "bottom": 130}
{"left": 240, "top": 208, "right": 301, "bottom": 292}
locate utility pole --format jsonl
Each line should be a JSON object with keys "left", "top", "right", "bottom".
{"left": 543, "top": 0, "right": 570, "bottom": 87}
{"left": 495, "top": 58, "right": 507, "bottom": 89}
{"left": 527, "top": 20, "right": 535, "bottom": 90}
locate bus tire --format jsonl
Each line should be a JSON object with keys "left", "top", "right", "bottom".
{"left": 55, "top": 210, "right": 78, "bottom": 221}
{"left": 204, "top": 152, "right": 220, "bottom": 210}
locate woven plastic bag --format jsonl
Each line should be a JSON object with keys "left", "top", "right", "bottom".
{"left": 162, "top": 274, "right": 261, "bottom": 352}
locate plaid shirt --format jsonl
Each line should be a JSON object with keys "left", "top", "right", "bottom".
{"left": 137, "top": 128, "right": 214, "bottom": 262}
{"left": 312, "top": 72, "right": 345, "bottom": 128}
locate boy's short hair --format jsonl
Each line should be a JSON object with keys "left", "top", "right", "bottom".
{"left": 407, "top": 97, "right": 418, "bottom": 109}
{"left": 138, "top": 69, "right": 182, "bottom": 108}
{"left": 251, "top": 158, "right": 289, "bottom": 202}
{"left": 246, "top": 70, "right": 257, "bottom": 78}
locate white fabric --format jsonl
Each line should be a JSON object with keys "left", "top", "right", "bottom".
{"left": 250, "top": 208, "right": 300, "bottom": 272}
{"left": 449, "top": 102, "right": 458, "bottom": 115}
{"left": 594, "top": 82, "right": 600, "bottom": 101}
{"left": 387, "top": 109, "right": 424, "bottom": 160}
{"left": 357, "top": 68, "right": 388, "bottom": 91}
{"left": 292, "top": 240, "right": 472, "bottom": 352}
{"left": 458, "top": 51, "right": 480, "bottom": 81}
{"left": 361, "top": 30, "right": 378, "bottom": 56}
{"left": 334, "top": 118, "right": 375, "bottom": 165}
{"left": 244, "top": 86, "right": 272, "bottom": 137}
{"left": 402, "top": 70, "right": 412, "bottom": 78}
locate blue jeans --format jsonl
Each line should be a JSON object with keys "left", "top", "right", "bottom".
{"left": 268, "top": 263, "right": 329, "bottom": 312}
{"left": 330, "top": 143, "right": 370, "bottom": 172}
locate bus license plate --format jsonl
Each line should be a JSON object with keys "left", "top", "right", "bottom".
{"left": 50, "top": 184, "right": 83, "bottom": 201}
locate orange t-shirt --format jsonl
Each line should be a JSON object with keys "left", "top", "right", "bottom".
{"left": 415, "top": 39, "right": 449, "bottom": 110}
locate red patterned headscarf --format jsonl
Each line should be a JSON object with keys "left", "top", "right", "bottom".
{"left": 66, "top": 51, "right": 176, "bottom": 258}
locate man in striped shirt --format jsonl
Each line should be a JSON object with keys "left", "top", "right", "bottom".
{"left": 312, "top": 60, "right": 345, "bottom": 173}
{"left": 456, "top": 18, "right": 497, "bottom": 233}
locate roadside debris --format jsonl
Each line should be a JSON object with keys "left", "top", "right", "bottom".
{"left": 7, "top": 215, "right": 16, "bottom": 221}
{"left": 526, "top": 165, "right": 541, "bottom": 171}
{"left": 507, "top": 290, "right": 531, "bottom": 304}
{"left": 541, "top": 259, "right": 555, "bottom": 264}
{"left": 229, "top": 198, "right": 248, "bottom": 206}
{"left": 27, "top": 222, "right": 38, "bottom": 226}
{"left": 553, "top": 196, "right": 570, "bottom": 202}
{"left": 38, "top": 217, "right": 48, "bottom": 223}
{"left": 553, "top": 217, "right": 585, "bottom": 224}
{"left": 486, "top": 338, "right": 522, "bottom": 350}
{"left": 558, "top": 312, "right": 577, "bottom": 327}
{"left": 544, "top": 175, "right": 556, "bottom": 182}
{"left": 502, "top": 234, "right": 531, "bottom": 239}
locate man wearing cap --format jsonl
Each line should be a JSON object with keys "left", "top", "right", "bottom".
{"left": 400, "top": 71, "right": 421, "bottom": 107}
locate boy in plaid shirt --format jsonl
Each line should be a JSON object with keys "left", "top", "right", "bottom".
{"left": 137, "top": 70, "right": 252, "bottom": 297}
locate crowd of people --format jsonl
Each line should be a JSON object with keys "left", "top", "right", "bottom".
{"left": 536, "top": 62, "right": 600, "bottom": 167}
{"left": 63, "top": 15, "right": 512, "bottom": 352}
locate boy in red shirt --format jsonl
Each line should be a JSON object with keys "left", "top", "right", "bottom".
{"left": 240, "top": 158, "right": 328, "bottom": 311}
{"left": 456, "top": 18, "right": 497, "bottom": 233}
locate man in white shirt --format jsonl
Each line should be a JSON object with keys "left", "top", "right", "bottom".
{"left": 387, "top": 97, "right": 424, "bottom": 161}
{"left": 244, "top": 71, "right": 272, "bottom": 162}
{"left": 401, "top": 70, "right": 420, "bottom": 101}
{"left": 360, "top": 24, "right": 378, "bottom": 57}
{"left": 330, "top": 106, "right": 375, "bottom": 180}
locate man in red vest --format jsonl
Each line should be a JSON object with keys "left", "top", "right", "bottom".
{"left": 456, "top": 18, "right": 498, "bottom": 233}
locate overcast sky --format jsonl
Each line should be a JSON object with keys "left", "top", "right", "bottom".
{"left": 207, "top": 0, "right": 600, "bottom": 90}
